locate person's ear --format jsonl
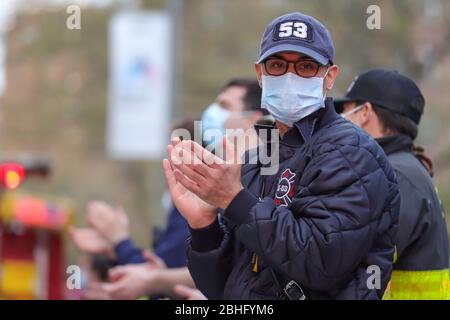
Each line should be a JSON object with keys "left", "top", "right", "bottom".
{"left": 255, "top": 63, "right": 263, "bottom": 87}
{"left": 249, "top": 111, "right": 263, "bottom": 126}
{"left": 325, "top": 64, "right": 339, "bottom": 91}
{"left": 359, "top": 102, "right": 374, "bottom": 126}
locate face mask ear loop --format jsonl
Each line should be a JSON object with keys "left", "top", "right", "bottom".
{"left": 342, "top": 104, "right": 364, "bottom": 119}
{"left": 323, "top": 67, "right": 331, "bottom": 80}
{"left": 322, "top": 67, "right": 331, "bottom": 99}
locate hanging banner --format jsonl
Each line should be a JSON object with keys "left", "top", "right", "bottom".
{"left": 108, "top": 11, "right": 172, "bottom": 160}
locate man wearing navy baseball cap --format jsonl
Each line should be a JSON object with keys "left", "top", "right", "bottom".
{"left": 255, "top": 12, "right": 338, "bottom": 128}
{"left": 337, "top": 69, "right": 450, "bottom": 300}
{"left": 165, "top": 13, "right": 400, "bottom": 300}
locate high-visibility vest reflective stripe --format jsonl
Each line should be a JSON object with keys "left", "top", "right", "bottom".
{"left": 383, "top": 269, "right": 450, "bottom": 300}
{"left": 392, "top": 246, "right": 398, "bottom": 264}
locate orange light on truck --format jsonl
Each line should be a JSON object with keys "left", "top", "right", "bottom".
{"left": 0, "top": 163, "right": 26, "bottom": 190}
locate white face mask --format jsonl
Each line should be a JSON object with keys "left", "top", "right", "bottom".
{"left": 341, "top": 104, "right": 364, "bottom": 119}
{"left": 261, "top": 70, "right": 329, "bottom": 127}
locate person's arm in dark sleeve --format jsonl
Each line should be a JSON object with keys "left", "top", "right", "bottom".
{"left": 154, "top": 207, "right": 190, "bottom": 268}
{"left": 186, "top": 216, "right": 234, "bottom": 300}
{"left": 396, "top": 171, "right": 431, "bottom": 258}
{"left": 114, "top": 239, "right": 146, "bottom": 265}
{"left": 224, "top": 144, "right": 400, "bottom": 293}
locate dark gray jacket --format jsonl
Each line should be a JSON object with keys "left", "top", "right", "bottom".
{"left": 378, "top": 135, "right": 449, "bottom": 271}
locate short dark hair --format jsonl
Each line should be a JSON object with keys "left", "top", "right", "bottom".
{"left": 371, "top": 103, "right": 418, "bottom": 140}
{"left": 171, "top": 117, "right": 199, "bottom": 140}
{"left": 222, "top": 78, "right": 267, "bottom": 114}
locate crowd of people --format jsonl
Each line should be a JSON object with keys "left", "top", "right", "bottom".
{"left": 69, "top": 11, "right": 449, "bottom": 300}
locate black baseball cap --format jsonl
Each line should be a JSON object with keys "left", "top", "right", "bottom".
{"left": 257, "top": 12, "right": 335, "bottom": 66}
{"left": 334, "top": 69, "right": 425, "bottom": 125}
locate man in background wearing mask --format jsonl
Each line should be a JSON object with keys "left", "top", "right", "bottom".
{"left": 164, "top": 12, "right": 400, "bottom": 300}
{"left": 336, "top": 69, "right": 449, "bottom": 300}
{"left": 202, "top": 78, "right": 270, "bottom": 155}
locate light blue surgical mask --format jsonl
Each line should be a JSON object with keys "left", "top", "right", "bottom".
{"left": 201, "top": 102, "right": 230, "bottom": 147}
{"left": 261, "top": 70, "right": 329, "bottom": 127}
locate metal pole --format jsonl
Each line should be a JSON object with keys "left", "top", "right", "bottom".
{"left": 167, "top": 0, "right": 184, "bottom": 121}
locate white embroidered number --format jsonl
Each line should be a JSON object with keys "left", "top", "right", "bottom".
{"left": 279, "top": 22, "right": 308, "bottom": 39}
{"left": 293, "top": 22, "right": 308, "bottom": 38}
{"left": 279, "top": 22, "right": 294, "bottom": 37}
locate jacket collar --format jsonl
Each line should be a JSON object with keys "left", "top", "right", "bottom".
{"left": 285, "top": 98, "right": 340, "bottom": 146}
{"left": 254, "top": 98, "right": 341, "bottom": 147}
{"left": 376, "top": 134, "right": 413, "bottom": 155}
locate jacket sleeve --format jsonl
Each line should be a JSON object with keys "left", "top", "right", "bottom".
{"left": 224, "top": 143, "right": 399, "bottom": 292}
{"left": 114, "top": 239, "right": 146, "bottom": 265}
{"left": 186, "top": 217, "right": 234, "bottom": 300}
{"left": 154, "top": 207, "right": 190, "bottom": 268}
{"left": 393, "top": 171, "right": 430, "bottom": 259}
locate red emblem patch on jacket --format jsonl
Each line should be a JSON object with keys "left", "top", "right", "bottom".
{"left": 275, "top": 169, "right": 296, "bottom": 207}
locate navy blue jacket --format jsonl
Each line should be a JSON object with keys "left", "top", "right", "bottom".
{"left": 187, "top": 99, "right": 400, "bottom": 300}
{"left": 154, "top": 206, "right": 190, "bottom": 268}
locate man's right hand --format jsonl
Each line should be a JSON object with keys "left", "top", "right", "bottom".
{"left": 163, "top": 138, "right": 217, "bottom": 229}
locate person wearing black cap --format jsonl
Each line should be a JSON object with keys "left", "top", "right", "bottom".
{"left": 164, "top": 13, "right": 400, "bottom": 300}
{"left": 336, "top": 69, "right": 450, "bottom": 300}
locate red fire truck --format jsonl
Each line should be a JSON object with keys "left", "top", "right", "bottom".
{"left": 0, "top": 159, "right": 73, "bottom": 299}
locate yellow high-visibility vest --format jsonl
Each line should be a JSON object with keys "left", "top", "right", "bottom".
{"left": 383, "top": 269, "right": 450, "bottom": 300}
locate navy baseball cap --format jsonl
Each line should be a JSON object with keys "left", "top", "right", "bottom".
{"left": 257, "top": 12, "right": 335, "bottom": 66}
{"left": 334, "top": 69, "right": 425, "bottom": 125}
